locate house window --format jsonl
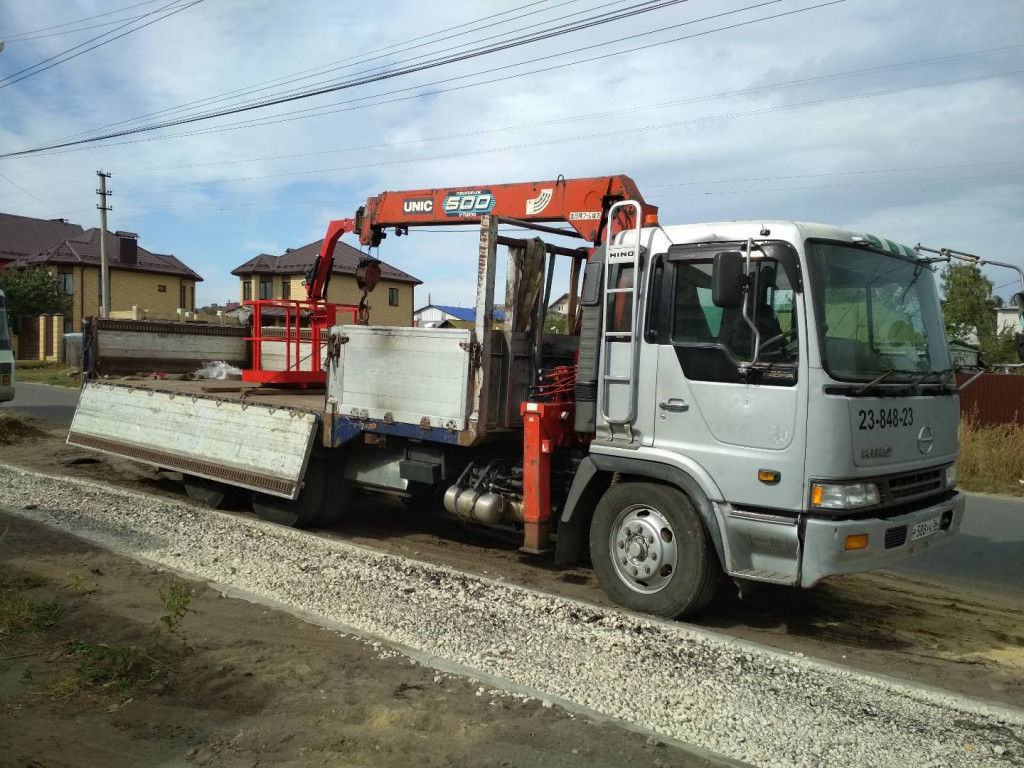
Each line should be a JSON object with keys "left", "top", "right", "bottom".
{"left": 281, "top": 280, "right": 291, "bottom": 300}
{"left": 157, "top": 285, "right": 167, "bottom": 292}
{"left": 243, "top": 282, "right": 252, "bottom": 301}
{"left": 190, "top": 286, "right": 195, "bottom": 311}
{"left": 180, "top": 284, "right": 186, "bottom": 309}
{"left": 57, "top": 270, "right": 73, "bottom": 295}
{"left": 389, "top": 287, "right": 399, "bottom": 306}
{"left": 259, "top": 279, "right": 273, "bottom": 300}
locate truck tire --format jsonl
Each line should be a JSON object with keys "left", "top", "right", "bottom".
{"left": 183, "top": 474, "right": 243, "bottom": 510}
{"left": 251, "top": 459, "right": 328, "bottom": 529}
{"left": 589, "top": 481, "right": 721, "bottom": 619}
{"left": 316, "top": 464, "right": 353, "bottom": 527}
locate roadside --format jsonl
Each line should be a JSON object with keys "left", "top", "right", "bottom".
{"left": 0, "top": 513, "right": 720, "bottom": 768}
{"left": 12, "top": 361, "right": 80, "bottom": 388}
{"left": 0, "top": 422, "right": 1021, "bottom": 712}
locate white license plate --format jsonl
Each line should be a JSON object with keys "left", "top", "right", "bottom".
{"left": 910, "top": 515, "right": 941, "bottom": 541}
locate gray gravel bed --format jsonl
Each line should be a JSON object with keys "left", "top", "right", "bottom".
{"left": 1, "top": 464, "right": 1021, "bottom": 768}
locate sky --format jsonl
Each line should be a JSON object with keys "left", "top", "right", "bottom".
{"left": 0, "top": 0, "right": 1022, "bottom": 309}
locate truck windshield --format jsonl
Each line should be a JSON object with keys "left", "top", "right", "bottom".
{"left": 806, "top": 241, "right": 950, "bottom": 382}
{"left": 0, "top": 296, "right": 10, "bottom": 352}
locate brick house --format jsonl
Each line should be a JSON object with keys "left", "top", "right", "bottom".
{"left": 232, "top": 238, "right": 421, "bottom": 326}
{"left": 14, "top": 228, "right": 203, "bottom": 333}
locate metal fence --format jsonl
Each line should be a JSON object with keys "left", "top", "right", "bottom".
{"left": 956, "top": 372, "right": 1024, "bottom": 425}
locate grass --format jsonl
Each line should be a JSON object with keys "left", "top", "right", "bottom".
{"left": 13, "top": 361, "right": 80, "bottom": 388}
{"left": 957, "top": 415, "right": 1024, "bottom": 495}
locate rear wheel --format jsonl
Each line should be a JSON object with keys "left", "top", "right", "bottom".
{"left": 589, "top": 481, "right": 720, "bottom": 618}
{"left": 251, "top": 457, "right": 350, "bottom": 528}
{"left": 183, "top": 474, "right": 243, "bottom": 509}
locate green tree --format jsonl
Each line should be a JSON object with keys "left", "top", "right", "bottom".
{"left": 940, "top": 263, "right": 1017, "bottom": 364}
{"left": 0, "top": 266, "right": 69, "bottom": 332}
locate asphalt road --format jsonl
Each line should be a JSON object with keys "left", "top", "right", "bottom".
{"left": 3, "top": 381, "right": 81, "bottom": 427}
{"left": 894, "top": 492, "right": 1024, "bottom": 593}
{"left": 5, "top": 381, "right": 1021, "bottom": 593}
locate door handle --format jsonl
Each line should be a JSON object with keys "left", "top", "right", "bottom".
{"left": 658, "top": 398, "right": 689, "bottom": 412}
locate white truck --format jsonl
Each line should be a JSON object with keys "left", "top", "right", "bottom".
{"left": 0, "top": 289, "right": 15, "bottom": 403}
{"left": 67, "top": 175, "right": 964, "bottom": 618}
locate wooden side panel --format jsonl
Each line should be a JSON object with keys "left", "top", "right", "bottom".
{"left": 67, "top": 382, "right": 317, "bottom": 499}
{"left": 329, "top": 326, "right": 472, "bottom": 430}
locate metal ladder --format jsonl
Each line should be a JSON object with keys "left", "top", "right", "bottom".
{"left": 599, "top": 200, "right": 644, "bottom": 439}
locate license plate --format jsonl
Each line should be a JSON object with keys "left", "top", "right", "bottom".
{"left": 911, "top": 515, "right": 941, "bottom": 541}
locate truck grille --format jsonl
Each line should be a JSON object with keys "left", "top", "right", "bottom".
{"left": 884, "top": 526, "right": 908, "bottom": 549}
{"left": 884, "top": 469, "right": 942, "bottom": 501}
{"left": 0, "top": 363, "right": 10, "bottom": 375}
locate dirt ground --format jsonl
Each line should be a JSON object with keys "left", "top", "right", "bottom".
{"left": 0, "top": 512, "right": 720, "bottom": 768}
{"left": 2, "top": 425, "right": 1023, "bottom": 716}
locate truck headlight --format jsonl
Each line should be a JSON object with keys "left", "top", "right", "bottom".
{"left": 811, "top": 482, "right": 880, "bottom": 509}
{"left": 945, "top": 465, "right": 958, "bottom": 489}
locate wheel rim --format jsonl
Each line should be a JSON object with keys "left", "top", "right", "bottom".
{"left": 608, "top": 503, "right": 679, "bottom": 594}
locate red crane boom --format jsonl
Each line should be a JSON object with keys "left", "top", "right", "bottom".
{"left": 304, "top": 174, "right": 657, "bottom": 302}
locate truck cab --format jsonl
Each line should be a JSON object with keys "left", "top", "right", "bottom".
{"left": 571, "top": 219, "right": 963, "bottom": 615}
{"left": 0, "top": 289, "right": 15, "bottom": 402}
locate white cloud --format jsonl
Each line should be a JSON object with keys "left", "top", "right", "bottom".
{"left": 0, "top": 0, "right": 1020, "bottom": 306}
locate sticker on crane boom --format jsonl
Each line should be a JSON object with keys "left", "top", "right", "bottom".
{"left": 569, "top": 211, "right": 602, "bottom": 220}
{"left": 525, "top": 188, "right": 553, "bottom": 215}
{"left": 402, "top": 197, "right": 434, "bottom": 214}
{"left": 442, "top": 189, "right": 496, "bottom": 218}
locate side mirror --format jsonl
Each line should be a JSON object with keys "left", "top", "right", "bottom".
{"left": 1015, "top": 332, "right": 1024, "bottom": 362}
{"left": 712, "top": 251, "right": 744, "bottom": 309}
{"left": 1013, "top": 292, "right": 1024, "bottom": 312}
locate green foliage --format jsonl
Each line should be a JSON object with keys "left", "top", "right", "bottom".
{"left": 544, "top": 312, "right": 568, "bottom": 334}
{"left": 0, "top": 564, "right": 62, "bottom": 636}
{"left": 64, "top": 638, "right": 147, "bottom": 694}
{"left": 0, "top": 266, "right": 69, "bottom": 331}
{"left": 940, "top": 264, "right": 1017, "bottom": 365}
{"left": 157, "top": 579, "right": 192, "bottom": 636}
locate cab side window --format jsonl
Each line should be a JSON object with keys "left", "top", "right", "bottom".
{"left": 671, "top": 258, "right": 797, "bottom": 365}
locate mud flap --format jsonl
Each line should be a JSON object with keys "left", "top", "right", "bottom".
{"left": 67, "top": 382, "right": 317, "bottom": 500}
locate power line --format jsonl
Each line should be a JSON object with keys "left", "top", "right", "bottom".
{"left": 0, "top": 0, "right": 203, "bottom": 91}
{"left": 0, "top": 0, "right": 706, "bottom": 155}
{"left": 2, "top": 14, "right": 151, "bottom": 43}
{"left": 0, "top": 0, "right": 168, "bottom": 40}
{"left": 153, "top": 0, "right": 671, "bottom": 126}
{"left": 104, "top": 43, "right": 1019, "bottom": 177}
{"left": 108, "top": 68, "right": 1024, "bottom": 194}
{"left": 0, "top": 171, "right": 62, "bottom": 215}
{"left": 2, "top": 0, "right": 828, "bottom": 158}
{"left": 45, "top": 0, "right": 579, "bottom": 145}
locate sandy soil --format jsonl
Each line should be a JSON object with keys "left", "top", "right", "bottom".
{"left": 2, "top": 426, "right": 1022, "bottom": 714}
{"left": 0, "top": 513, "right": 719, "bottom": 768}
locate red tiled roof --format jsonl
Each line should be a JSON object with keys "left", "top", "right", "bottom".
{"left": 231, "top": 238, "right": 420, "bottom": 285}
{"left": 15, "top": 228, "right": 203, "bottom": 281}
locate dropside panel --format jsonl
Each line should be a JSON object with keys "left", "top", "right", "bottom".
{"left": 67, "top": 382, "right": 317, "bottom": 499}
{"left": 328, "top": 326, "right": 473, "bottom": 431}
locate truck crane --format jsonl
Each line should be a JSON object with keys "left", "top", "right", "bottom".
{"left": 67, "top": 173, "right": 965, "bottom": 619}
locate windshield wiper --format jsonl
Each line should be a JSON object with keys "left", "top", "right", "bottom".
{"left": 909, "top": 367, "right": 954, "bottom": 389}
{"left": 855, "top": 368, "right": 919, "bottom": 395}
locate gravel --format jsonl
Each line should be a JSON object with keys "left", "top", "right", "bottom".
{"left": 2, "top": 464, "right": 1022, "bottom": 768}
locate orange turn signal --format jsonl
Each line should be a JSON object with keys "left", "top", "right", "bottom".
{"left": 758, "top": 469, "right": 780, "bottom": 485}
{"left": 844, "top": 534, "right": 869, "bottom": 551}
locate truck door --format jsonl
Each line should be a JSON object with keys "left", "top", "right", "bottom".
{"left": 649, "top": 243, "right": 808, "bottom": 512}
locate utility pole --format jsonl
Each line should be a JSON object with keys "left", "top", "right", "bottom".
{"left": 96, "top": 171, "right": 112, "bottom": 319}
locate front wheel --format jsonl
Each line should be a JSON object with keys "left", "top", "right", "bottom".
{"left": 589, "top": 481, "right": 720, "bottom": 618}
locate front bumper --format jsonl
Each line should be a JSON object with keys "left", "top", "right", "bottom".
{"left": 799, "top": 491, "right": 965, "bottom": 587}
